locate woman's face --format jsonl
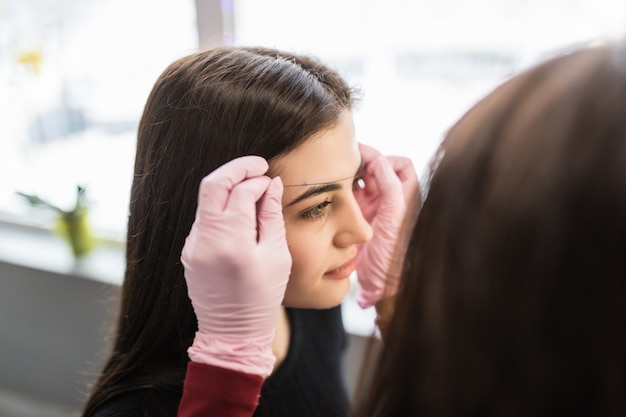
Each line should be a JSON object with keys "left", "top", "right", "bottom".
{"left": 270, "top": 111, "right": 373, "bottom": 308}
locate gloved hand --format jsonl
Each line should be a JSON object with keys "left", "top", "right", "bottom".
{"left": 355, "top": 143, "right": 419, "bottom": 309}
{"left": 181, "top": 156, "right": 292, "bottom": 377}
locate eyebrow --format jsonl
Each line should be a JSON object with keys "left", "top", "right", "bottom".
{"left": 286, "top": 183, "right": 342, "bottom": 207}
{"left": 285, "top": 160, "right": 364, "bottom": 207}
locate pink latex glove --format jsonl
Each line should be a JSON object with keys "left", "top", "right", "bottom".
{"left": 355, "top": 143, "right": 419, "bottom": 309}
{"left": 181, "top": 156, "right": 292, "bottom": 377}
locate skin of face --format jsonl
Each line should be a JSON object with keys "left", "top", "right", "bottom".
{"left": 270, "top": 111, "right": 373, "bottom": 309}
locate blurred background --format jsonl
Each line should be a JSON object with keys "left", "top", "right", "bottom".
{"left": 0, "top": 0, "right": 624, "bottom": 415}
{"left": 2, "top": 0, "right": 625, "bottom": 238}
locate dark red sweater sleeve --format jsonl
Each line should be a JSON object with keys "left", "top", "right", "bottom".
{"left": 178, "top": 361, "right": 264, "bottom": 417}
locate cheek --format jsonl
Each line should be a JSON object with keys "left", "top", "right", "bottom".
{"left": 283, "top": 224, "right": 325, "bottom": 304}
{"left": 283, "top": 222, "right": 351, "bottom": 308}
{"left": 285, "top": 226, "right": 317, "bottom": 282}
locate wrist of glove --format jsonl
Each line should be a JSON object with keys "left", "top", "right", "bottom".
{"left": 188, "top": 333, "right": 276, "bottom": 377}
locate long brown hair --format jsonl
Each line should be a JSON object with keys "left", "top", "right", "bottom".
{"left": 352, "top": 41, "right": 626, "bottom": 416}
{"left": 82, "top": 46, "right": 357, "bottom": 415}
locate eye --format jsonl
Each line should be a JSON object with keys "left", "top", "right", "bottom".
{"left": 352, "top": 177, "right": 365, "bottom": 192}
{"left": 301, "top": 200, "right": 331, "bottom": 220}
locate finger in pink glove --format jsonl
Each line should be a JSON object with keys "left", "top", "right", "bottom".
{"left": 355, "top": 143, "right": 419, "bottom": 309}
{"left": 181, "top": 155, "right": 292, "bottom": 377}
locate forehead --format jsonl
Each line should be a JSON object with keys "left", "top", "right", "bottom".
{"left": 270, "top": 112, "right": 360, "bottom": 185}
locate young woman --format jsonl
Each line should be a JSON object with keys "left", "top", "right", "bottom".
{"left": 82, "top": 46, "right": 417, "bottom": 417}
{"left": 179, "top": 39, "right": 626, "bottom": 416}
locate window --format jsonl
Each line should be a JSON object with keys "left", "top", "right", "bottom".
{"left": 0, "top": 0, "right": 198, "bottom": 239}
{"left": 234, "top": 0, "right": 626, "bottom": 178}
{"left": 1, "top": 0, "right": 625, "bottom": 240}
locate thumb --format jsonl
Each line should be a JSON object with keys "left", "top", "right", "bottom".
{"left": 257, "top": 177, "right": 287, "bottom": 244}
{"left": 385, "top": 155, "right": 420, "bottom": 206}
{"left": 369, "top": 157, "right": 403, "bottom": 203}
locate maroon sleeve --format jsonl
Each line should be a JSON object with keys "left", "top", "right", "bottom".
{"left": 178, "top": 361, "right": 264, "bottom": 417}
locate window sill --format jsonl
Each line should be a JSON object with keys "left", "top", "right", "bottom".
{"left": 0, "top": 219, "right": 125, "bottom": 286}
{"left": 0, "top": 218, "right": 376, "bottom": 336}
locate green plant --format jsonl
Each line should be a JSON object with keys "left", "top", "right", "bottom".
{"left": 16, "top": 185, "right": 95, "bottom": 257}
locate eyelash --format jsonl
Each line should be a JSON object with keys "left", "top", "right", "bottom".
{"left": 301, "top": 200, "right": 332, "bottom": 220}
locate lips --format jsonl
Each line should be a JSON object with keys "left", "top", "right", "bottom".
{"left": 325, "top": 256, "right": 357, "bottom": 279}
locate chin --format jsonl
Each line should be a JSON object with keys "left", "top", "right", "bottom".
{"left": 283, "top": 283, "right": 351, "bottom": 309}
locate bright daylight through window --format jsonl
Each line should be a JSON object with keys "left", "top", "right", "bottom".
{"left": 1, "top": 0, "right": 625, "bottom": 241}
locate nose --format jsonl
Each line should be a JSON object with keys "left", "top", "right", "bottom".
{"left": 333, "top": 196, "right": 373, "bottom": 248}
